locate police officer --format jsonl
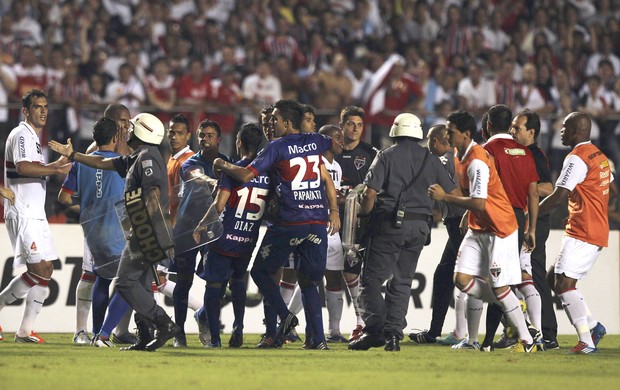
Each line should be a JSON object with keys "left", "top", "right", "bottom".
{"left": 348, "top": 114, "right": 458, "bottom": 352}
{"left": 49, "top": 113, "right": 180, "bottom": 352}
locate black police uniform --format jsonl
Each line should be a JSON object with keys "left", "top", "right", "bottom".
{"left": 358, "top": 138, "right": 456, "bottom": 343}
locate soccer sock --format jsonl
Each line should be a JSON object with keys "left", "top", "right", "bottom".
{"left": 0, "top": 272, "right": 37, "bottom": 309}
{"left": 346, "top": 276, "right": 364, "bottom": 326}
{"left": 301, "top": 284, "right": 325, "bottom": 343}
{"left": 205, "top": 286, "right": 223, "bottom": 342}
{"left": 18, "top": 277, "right": 49, "bottom": 337}
{"left": 497, "top": 289, "right": 532, "bottom": 344}
{"left": 482, "top": 303, "right": 504, "bottom": 346}
{"left": 102, "top": 293, "right": 132, "bottom": 338}
{"left": 454, "top": 290, "right": 468, "bottom": 339}
{"left": 462, "top": 278, "right": 497, "bottom": 303}
{"left": 230, "top": 279, "right": 246, "bottom": 331}
{"left": 519, "top": 282, "right": 542, "bottom": 331}
{"left": 75, "top": 273, "right": 95, "bottom": 334}
{"left": 288, "top": 284, "right": 303, "bottom": 315}
{"left": 559, "top": 289, "right": 594, "bottom": 347}
{"left": 263, "top": 299, "right": 277, "bottom": 337}
{"left": 466, "top": 297, "right": 483, "bottom": 344}
{"left": 279, "top": 280, "right": 296, "bottom": 306}
{"left": 91, "top": 276, "right": 111, "bottom": 335}
{"left": 574, "top": 289, "right": 598, "bottom": 329}
{"left": 251, "top": 267, "right": 289, "bottom": 320}
{"left": 171, "top": 278, "right": 192, "bottom": 332}
{"left": 325, "top": 287, "right": 343, "bottom": 336}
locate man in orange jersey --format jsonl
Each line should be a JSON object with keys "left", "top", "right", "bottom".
{"left": 538, "top": 112, "right": 616, "bottom": 354}
{"left": 428, "top": 110, "right": 536, "bottom": 352}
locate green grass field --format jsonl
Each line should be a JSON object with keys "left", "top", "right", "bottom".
{"left": 1, "top": 334, "right": 619, "bottom": 389}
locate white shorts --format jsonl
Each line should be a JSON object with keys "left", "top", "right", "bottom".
{"left": 5, "top": 217, "right": 58, "bottom": 268}
{"left": 519, "top": 246, "right": 532, "bottom": 276}
{"left": 83, "top": 239, "right": 94, "bottom": 273}
{"left": 325, "top": 232, "right": 344, "bottom": 271}
{"left": 455, "top": 229, "right": 521, "bottom": 287}
{"left": 554, "top": 235, "right": 602, "bottom": 280}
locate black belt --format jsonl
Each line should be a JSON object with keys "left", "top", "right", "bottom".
{"left": 378, "top": 212, "right": 432, "bottom": 223}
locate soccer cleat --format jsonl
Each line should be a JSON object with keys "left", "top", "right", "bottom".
{"left": 229, "top": 331, "right": 243, "bottom": 348}
{"left": 512, "top": 340, "right": 537, "bottom": 353}
{"left": 274, "top": 312, "right": 298, "bottom": 343}
{"left": 302, "top": 336, "right": 315, "bottom": 350}
{"left": 480, "top": 344, "right": 494, "bottom": 352}
{"left": 409, "top": 330, "right": 436, "bottom": 344}
{"left": 205, "top": 339, "right": 222, "bottom": 349}
{"left": 194, "top": 311, "right": 210, "bottom": 346}
{"left": 15, "top": 331, "right": 46, "bottom": 344}
{"left": 544, "top": 339, "right": 560, "bottom": 350}
{"left": 92, "top": 335, "right": 114, "bottom": 348}
{"left": 73, "top": 330, "right": 91, "bottom": 345}
{"left": 535, "top": 340, "right": 546, "bottom": 352}
{"left": 437, "top": 332, "right": 465, "bottom": 346}
{"left": 256, "top": 335, "right": 279, "bottom": 349}
{"left": 313, "top": 340, "right": 329, "bottom": 350}
{"left": 111, "top": 332, "right": 138, "bottom": 345}
{"left": 0, "top": 325, "right": 4, "bottom": 341}
{"left": 285, "top": 328, "right": 302, "bottom": 343}
{"left": 451, "top": 339, "right": 480, "bottom": 350}
{"left": 590, "top": 322, "right": 606, "bottom": 347}
{"left": 326, "top": 333, "right": 349, "bottom": 343}
{"left": 570, "top": 341, "right": 597, "bottom": 354}
{"left": 349, "top": 325, "right": 364, "bottom": 342}
{"left": 492, "top": 332, "right": 518, "bottom": 349}
{"left": 173, "top": 334, "right": 187, "bottom": 348}
{"left": 527, "top": 324, "right": 542, "bottom": 345}
{"left": 348, "top": 333, "right": 385, "bottom": 351}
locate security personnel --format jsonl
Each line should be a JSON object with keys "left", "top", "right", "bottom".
{"left": 348, "top": 113, "right": 458, "bottom": 352}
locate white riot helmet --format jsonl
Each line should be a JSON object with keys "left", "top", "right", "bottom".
{"left": 389, "top": 113, "right": 423, "bottom": 139}
{"left": 130, "top": 113, "right": 165, "bottom": 145}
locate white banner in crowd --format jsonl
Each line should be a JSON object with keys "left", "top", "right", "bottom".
{"left": 0, "top": 224, "right": 618, "bottom": 335}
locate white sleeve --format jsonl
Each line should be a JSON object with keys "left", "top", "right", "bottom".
{"left": 555, "top": 154, "right": 588, "bottom": 191}
{"left": 11, "top": 129, "right": 38, "bottom": 164}
{"left": 467, "top": 159, "right": 489, "bottom": 199}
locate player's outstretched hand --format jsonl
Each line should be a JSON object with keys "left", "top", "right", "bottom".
{"left": 49, "top": 138, "right": 74, "bottom": 158}
{"left": 0, "top": 186, "right": 16, "bottom": 205}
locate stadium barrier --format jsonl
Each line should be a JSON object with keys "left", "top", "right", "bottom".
{"left": 1, "top": 224, "right": 618, "bottom": 335}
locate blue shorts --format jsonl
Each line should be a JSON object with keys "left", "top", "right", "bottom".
{"left": 251, "top": 224, "right": 327, "bottom": 282}
{"left": 200, "top": 250, "right": 251, "bottom": 284}
{"left": 169, "top": 247, "right": 202, "bottom": 274}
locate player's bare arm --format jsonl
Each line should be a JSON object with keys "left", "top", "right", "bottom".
{"left": 428, "top": 184, "right": 484, "bottom": 211}
{"left": 538, "top": 187, "right": 570, "bottom": 216}
{"left": 213, "top": 157, "right": 255, "bottom": 183}
{"left": 0, "top": 185, "right": 15, "bottom": 205}
{"left": 321, "top": 164, "right": 340, "bottom": 235}
{"left": 49, "top": 138, "right": 115, "bottom": 171}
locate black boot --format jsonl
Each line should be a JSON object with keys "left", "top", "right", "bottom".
{"left": 144, "top": 313, "right": 181, "bottom": 352}
{"left": 121, "top": 313, "right": 155, "bottom": 351}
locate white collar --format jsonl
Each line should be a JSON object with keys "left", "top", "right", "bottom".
{"left": 171, "top": 146, "right": 191, "bottom": 160}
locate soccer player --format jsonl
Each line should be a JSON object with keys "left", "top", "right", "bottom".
{"left": 509, "top": 109, "right": 559, "bottom": 350}
{"left": 538, "top": 112, "right": 615, "bottom": 354}
{"left": 213, "top": 99, "right": 340, "bottom": 350}
{"left": 50, "top": 113, "right": 181, "bottom": 352}
{"left": 173, "top": 119, "right": 230, "bottom": 346}
{"left": 428, "top": 110, "right": 536, "bottom": 353}
{"left": 193, "top": 122, "right": 268, "bottom": 348}
{"left": 0, "top": 89, "right": 71, "bottom": 343}
{"left": 58, "top": 117, "right": 127, "bottom": 346}
{"left": 334, "top": 105, "right": 378, "bottom": 341}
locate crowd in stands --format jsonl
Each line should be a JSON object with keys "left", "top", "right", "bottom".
{"left": 1, "top": 0, "right": 620, "bottom": 224}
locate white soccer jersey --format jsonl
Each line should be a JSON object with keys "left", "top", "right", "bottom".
{"left": 322, "top": 156, "right": 342, "bottom": 191}
{"left": 4, "top": 121, "right": 47, "bottom": 219}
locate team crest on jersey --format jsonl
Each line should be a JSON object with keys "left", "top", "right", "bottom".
{"left": 354, "top": 156, "right": 366, "bottom": 170}
{"left": 490, "top": 263, "right": 501, "bottom": 278}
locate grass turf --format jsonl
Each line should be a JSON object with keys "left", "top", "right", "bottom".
{"left": 1, "top": 334, "right": 619, "bottom": 389}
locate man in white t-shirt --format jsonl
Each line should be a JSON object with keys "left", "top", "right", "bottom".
{"left": 0, "top": 89, "right": 71, "bottom": 343}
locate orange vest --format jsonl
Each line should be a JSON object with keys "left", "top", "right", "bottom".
{"left": 564, "top": 143, "right": 611, "bottom": 247}
{"left": 167, "top": 150, "right": 194, "bottom": 225}
{"left": 455, "top": 143, "right": 517, "bottom": 237}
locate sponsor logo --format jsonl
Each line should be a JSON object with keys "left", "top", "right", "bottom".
{"left": 225, "top": 233, "right": 254, "bottom": 243}
{"left": 600, "top": 170, "right": 609, "bottom": 179}
{"left": 289, "top": 233, "right": 323, "bottom": 246}
{"left": 96, "top": 169, "right": 103, "bottom": 198}
{"left": 559, "top": 162, "right": 574, "bottom": 186}
{"left": 288, "top": 143, "right": 317, "bottom": 154}
{"left": 19, "top": 136, "right": 26, "bottom": 158}
{"left": 600, "top": 160, "right": 609, "bottom": 169}
{"left": 504, "top": 148, "right": 526, "bottom": 156}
